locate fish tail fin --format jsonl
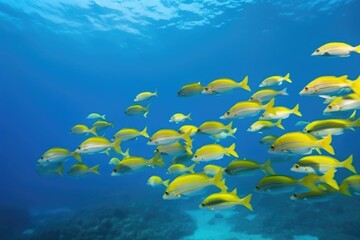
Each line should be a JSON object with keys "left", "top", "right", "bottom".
{"left": 342, "top": 154, "right": 357, "bottom": 173}
{"left": 300, "top": 174, "right": 318, "bottom": 191}
{"left": 319, "top": 134, "right": 335, "bottom": 155}
{"left": 72, "top": 152, "right": 82, "bottom": 162}
{"left": 264, "top": 98, "right": 276, "bottom": 115}
{"left": 339, "top": 181, "right": 352, "bottom": 196}
{"left": 102, "top": 114, "right": 106, "bottom": 120}
{"left": 154, "top": 89, "right": 158, "bottom": 96}
{"left": 322, "top": 168, "right": 339, "bottom": 190}
{"left": 90, "top": 164, "right": 100, "bottom": 175}
{"left": 281, "top": 87, "right": 289, "bottom": 96}
{"left": 354, "top": 45, "right": 360, "bottom": 54}
{"left": 239, "top": 76, "right": 251, "bottom": 91}
{"left": 56, "top": 164, "right": 64, "bottom": 176}
{"left": 90, "top": 127, "right": 98, "bottom": 136}
{"left": 227, "top": 143, "right": 239, "bottom": 158}
{"left": 353, "top": 117, "right": 360, "bottom": 128}
{"left": 225, "top": 121, "right": 233, "bottom": 132}
{"left": 275, "top": 119, "right": 285, "bottom": 130}
{"left": 152, "top": 152, "right": 165, "bottom": 167}
{"left": 213, "top": 171, "right": 227, "bottom": 191}
{"left": 292, "top": 104, "right": 302, "bottom": 117}
{"left": 186, "top": 113, "right": 192, "bottom": 120}
{"left": 113, "top": 139, "right": 122, "bottom": 154}
{"left": 261, "top": 159, "right": 275, "bottom": 175}
{"left": 141, "top": 126, "right": 149, "bottom": 138}
{"left": 185, "top": 145, "right": 193, "bottom": 155}
{"left": 283, "top": 73, "right": 292, "bottom": 83}
{"left": 163, "top": 179, "right": 170, "bottom": 187}
{"left": 350, "top": 75, "right": 360, "bottom": 95}
{"left": 121, "top": 148, "right": 130, "bottom": 158}
{"left": 240, "top": 194, "right": 253, "bottom": 211}
{"left": 182, "top": 130, "right": 192, "bottom": 147}
{"left": 188, "top": 164, "right": 196, "bottom": 174}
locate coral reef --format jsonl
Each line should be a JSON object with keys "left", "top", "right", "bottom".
{"left": 19, "top": 201, "right": 195, "bottom": 240}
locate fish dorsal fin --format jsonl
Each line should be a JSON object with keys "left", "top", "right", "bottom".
{"left": 348, "top": 110, "right": 357, "bottom": 121}
{"left": 230, "top": 188, "right": 237, "bottom": 196}
{"left": 340, "top": 75, "right": 348, "bottom": 80}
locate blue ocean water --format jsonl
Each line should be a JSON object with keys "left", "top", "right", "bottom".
{"left": 1, "top": 1, "right": 360, "bottom": 239}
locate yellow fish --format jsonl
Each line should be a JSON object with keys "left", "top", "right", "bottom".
{"left": 200, "top": 189, "right": 252, "bottom": 211}
{"left": 92, "top": 120, "right": 114, "bottom": 130}
{"left": 249, "top": 88, "right": 288, "bottom": 103}
{"left": 198, "top": 121, "right": 234, "bottom": 135}
{"left": 125, "top": 104, "right": 150, "bottom": 118}
{"left": 171, "top": 153, "right": 193, "bottom": 165}
{"left": 87, "top": 113, "right": 105, "bottom": 120}
{"left": 192, "top": 143, "right": 238, "bottom": 162}
{"left": 291, "top": 183, "right": 339, "bottom": 203}
{"left": 76, "top": 137, "right": 121, "bottom": 155}
{"left": 112, "top": 153, "right": 164, "bottom": 176}
{"left": 178, "top": 125, "right": 198, "bottom": 136}
{"left": 112, "top": 126, "right": 149, "bottom": 141}
{"left": 202, "top": 76, "right": 251, "bottom": 94}
{"left": 225, "top": 159, "right": 275, "bottom": 176}
{"left": 38, "top": 147, "right": 81, "bottom": 165}
{"left": 167, "top": 164, "right": 196, "bottom": 175}
{"left": 291, "top": 155, "right": 356, "bottom": 174}
{"left": 202, "top": 164, "right": 224, "bottom": 176}
{"left": 259, "top": 73, "right": 291, "bottom": 87}
{"left": 260, "top": 104, "right": 302, "bottom": 120}
{"left": 68, "top": 163, "right": 100, "bottom": 177}
{"left": 178, "top": 82, "right": 204, "bottom": 97}
{"left": 155, "top": 142, "right": 192, "bottom": 156}
{"left": 269, "top": 132, "right": 334, "bottom": 155}
{"left": 36, "top": 162, "right": 64, "bottom": 176}
{"left": 210, "top": 128, "right": 237, "bottom": 142}
{"left": 299, "top": 75, "right": 360, "bottom": 96}
{"left": 169, "top": 113, "right": 192, "bottom": 124}
{"left": 324, "top": 93, "right": 360, "bottom": 113}
{"left": 71, "top": 124, "right": 97, "bottom": 136}
{"left": 312, "top": 42, "right": 360, "bottom": 57}
{"left": 134, "top": 90, "right": 157, "bottom": 102}
{"left": 163, "top": 171, "right": 227, "bottom": 199}
{"left": 147, "top": 176, "right": 169, "bottom": 187}
{"left": 148, "top": 129, "right": 192, "bottom": 146}
{"left": 259, "top": 135, "right": 278, "bottom": 145}
{"left": 339, "top": 174, "right": 360, "bottom": 196}
{"left": 248, "top": 119, "right": 284, "bottom": 132}
{"left": 220, "top": 98, "right": 275, "bottom": 119}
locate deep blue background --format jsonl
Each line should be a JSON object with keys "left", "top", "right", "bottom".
{"left": 0, "top": 1, "right": 359, "bottom": 215}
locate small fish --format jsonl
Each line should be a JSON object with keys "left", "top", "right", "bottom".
{"left": 202, "top": 76, "right": 251, "bottom": 95}
{"left": 192, "top": 143, "right": 238, "bottom": 162}
{"left": 167, "top": 164, "right": 196, "bottom": 175}
{"left": 202, "top": 164, "right": 224, "bottom": 176}
{"left": 210, "top": 128, "right": 237, "bottom": 142}
{"left": 311, "top": 42, "right": 360, "bottom": 57}
{"left": 339, "top": 174, "right": 360, "bottom": 196}
{"left": 111, "top": 153, "right": 164, "bottom": 176}
{"left": 324, "top": 93, "right": 360, "bottom": 113}
{"left": 178, "top": 125, "right": 198, "bottom": 136}
{"left": 125, "top": 104, "right": 150, "bottom": 118}
{"left": 68, "top": 163, "right": 100, "bottom": 177}
{"left": 220, "top": 99, "right": 275, "bottom": 120}
{"left": 249, "top": 88, "right": 288, "bottom": 103}
{"left": 148, "top": 129, "right": 192, "bottom": 147}
{"left": 259, "top": 73, "right": 291, "bottom": 87}
{"left": 134, "top": 90, "right": 157, "bottom": 102}
{"left": 112, "top": 126, "right": 149, "bottom": 141}
{"left": 248, "top": 119, "right": 284, "bottom": 132}
{"left": 76, "top": 137, "right": 122, "bottom": 155}
{"left": 255, "top": 174, "right": 317, "bottom": 194}
{"left": 269, "top": 132, "right": 334, "bottom": 156}
{"left": 92, "top": 120, "right": 114, "bottom": 130}
{"left": 291, "top": 155, "right": 356, "bottom": 174}
{"left": 147, "top": 176, "right": 169, "bottom": 187}
{"left": 200, "top": 189, "right": 253, "bottom": 211}
{"left": 71, "top": 124, "right": 97, "bottom": 136}
{"left": 171, "top": 153, "right": 193, "bottom": 165}
{"left": 198, "top": 121, "right": 234, "bottom": 135}
{"left": 290, "top": 183, "right": 339, "bottom": 203}
{"left": 108, "top": 150, "right": 130, "bottom": 165}
{"left": 260, "top": 104, "right": 302, "bottom": 120}
{"left": 169, "top": 113, "right": 192, "bottom": 124}
{"left": 299, "top": 75, "right": 360, "bottom": 96}
{"left": 36, "top": 162, "right": 64, "bottom": 176}
{"left": 163, "top": 171, "right": 227, "bottom": 200}
{"left": 87, "top": 113, "right": 106, "bottom": 120}
{"left": 225, "top": 159, "right": 275, "bottom": 176}
{"left": 259, "top": 135, "right": 278, "bottom": 145}
{"left": 155, "top": 142, "right": 192, "bottom": 156}
{"left": 178, "top": 82, "right": 204, "bottom": 97}
{"left": 38, "top": 147, "right": 81, "bottom": 165}
{"left": 303, "top": 111, "right": 360, "bottom": 138}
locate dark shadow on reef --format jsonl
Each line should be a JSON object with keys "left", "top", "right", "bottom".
{"left": 0, "top": 204, "right": 31, "bottom": 240}
{"left": 16, "top": 200, "right": 196, "bottom": 240}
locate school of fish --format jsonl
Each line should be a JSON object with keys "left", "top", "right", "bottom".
{"left": 37, "top": 41, "right": 360, "bottom": 211}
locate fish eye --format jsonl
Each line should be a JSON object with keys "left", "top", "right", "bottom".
{"left": 194, "top": 155, "right": 198, "bottom": 158}
{"left": 78, "top": 147, "right": 81, "bottom": 150}
{"left": 165, "top": 191, "right": 169, "bottom": 196}
{"left": 307, "top": 130, "right": 310, "bottom": 133}
{"left": 155, "top": 149, "right": 159, "bottom": 152}
{"left": 316, "top": 49, "right": 319, "bottom": 53}
{"left": 261, "top": 114, "right": 264, "bottom": 117}
{"left": 304, "top": 87, "right": 308, "bottom": 91}
{"left": 40, "top": 157, "right": 43, "bottom": 160}
{"left": 226, "top": 112, "right": 230, "bottom": 115}
{"left": 201, "top": 203, "right": 205, "bottom": 207}
{"left": 113, "top": 169, "right": 117, "bottom": 173}
{"left": 149, "top": 139, "right": 152, "bottom": 142}
{"left": 250, "top": 97, "right": 253, "bottom": 100}
{"left": 255, "top": 186, "right": 259, "bottom": 190}
{"left": 328, "top": 105, "right": 332, "bottom": 109}
{"left": 270, "top": 146, "right": 275, "bottom": 150}
{"left": 205, "top": 87, "right": 208, "bottom": 91}
{"left": 295, "top": 164, "right": 299, "bottom": 169}
{"left": 293, "top": 193, "right": 298, "bottom": 197}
